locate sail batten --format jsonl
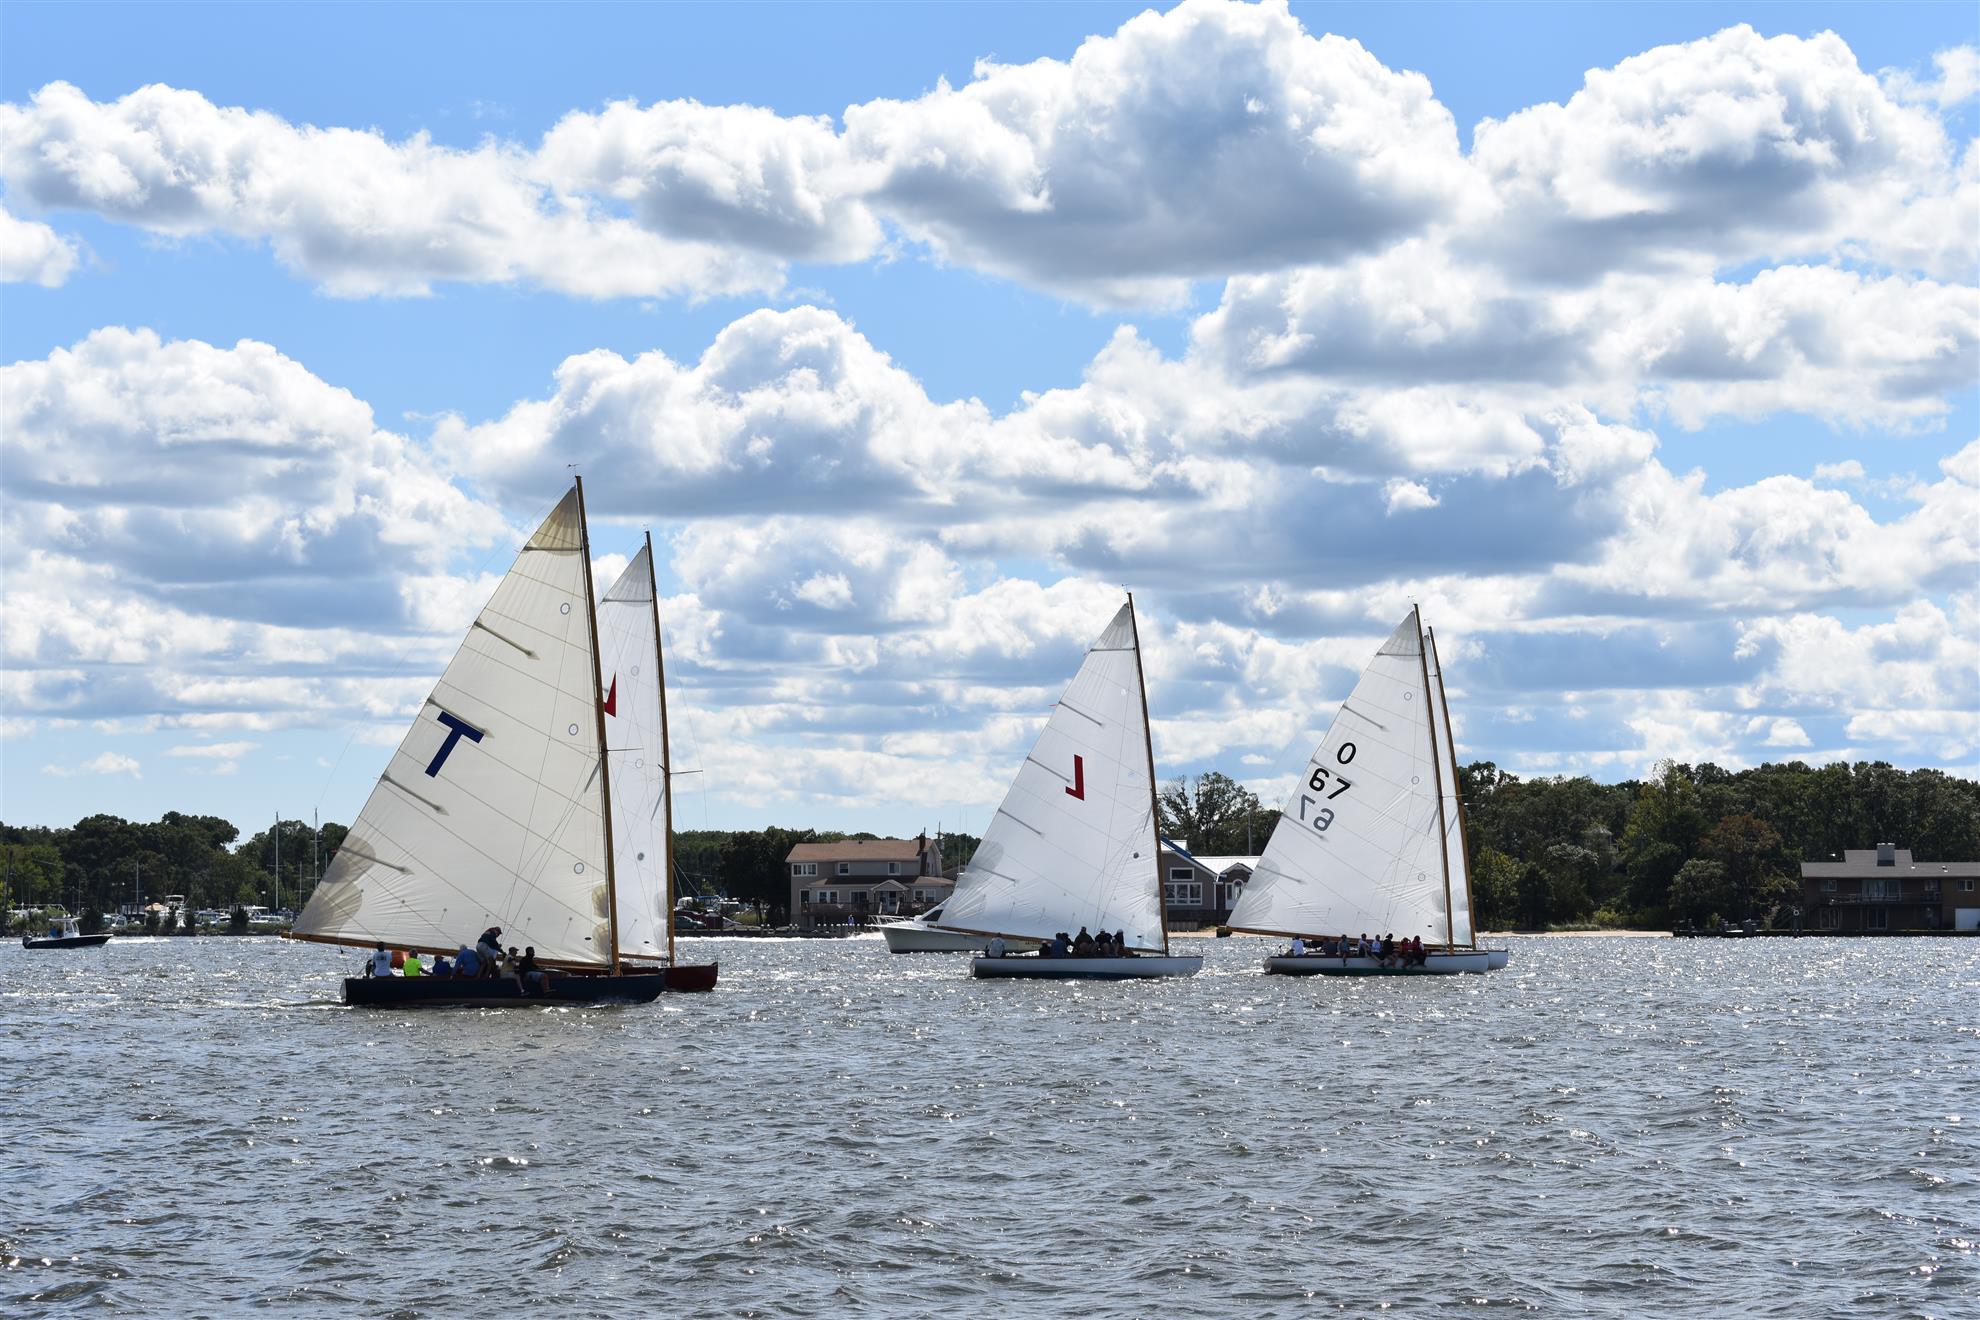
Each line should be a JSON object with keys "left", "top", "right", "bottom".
{"left": 292, "top": 487, "right": 614, "bottom": 966}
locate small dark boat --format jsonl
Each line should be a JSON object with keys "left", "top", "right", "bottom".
{"left": 22, "top": 916, "right": 112, "bottom": 950}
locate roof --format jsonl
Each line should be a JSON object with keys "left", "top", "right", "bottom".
{"left": 1160, "top": 839, "right": 1259, "bottom": 877}
{"left": 1189, "top": 855, "right": 1261, "bottom": 875}
{"left": 1800, "top": 848, "right": 1980, "bottom": 879}
{"left": 787, "top": 837, "right": 929, "bottom": 863}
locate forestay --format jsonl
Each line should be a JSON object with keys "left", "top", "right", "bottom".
{"left": 598, "top": 544, "right": 671, "bottom": 962}
{"left": 934, "top": 603, "right": 1164, "bottom": 951}
{"left": 293, "top": 490, "right": 614, "bottom": 966}
{"left": 1231, "top": 611, "right": 1455, "bottom": 944}
{"left": 1426, "top": 630, "right": 1474, "bottom": 946}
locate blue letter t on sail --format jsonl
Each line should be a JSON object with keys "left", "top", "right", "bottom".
{"left": 425, "top": 711, "right": 485, "bottom": 777}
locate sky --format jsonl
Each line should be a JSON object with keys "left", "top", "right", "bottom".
{"left": 1, "top": 0, "right": 1976, "bottom": 843}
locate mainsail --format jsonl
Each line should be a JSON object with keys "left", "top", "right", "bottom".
{"left": 293, "top": 488, "right": 616, "bottom": 967}
{"left": 1230, "top": 609, "right": 1457, "bottom": 944}
{"left": 934, "top": 601, "right": 1166, "bottom": 952}
{"left": 598, "top": 539, "right": 672, "bottom": 963}
{"left": 1426, "top": 626, "right": 1474, "bottom": 947}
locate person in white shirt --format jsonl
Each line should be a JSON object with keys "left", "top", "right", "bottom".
{"left": 1289, "top": 937, "right": 1307, "bottom": 957}
{"left": 987, "top": 936, "right": 1006, "bottom": 959}
{"left": 370, "top": 943, "right": 394, "bottom": 977}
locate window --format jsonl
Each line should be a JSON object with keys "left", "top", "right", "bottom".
{"left": 1169, "top": 866, "right": 1194, "bottom": 882}
{"left": 1865, "top": 878, "right": 1899, "bottom": 901}
{"left": 1865, "top": 908, "right": 1888, "bottom": 931}
{"left": 1165, "top": 881, "right": 1203, "bottom": 906}
{"left": 1819, "top": 878, "right": 1835, "bottom": 893}
{"left": 1961, "top": 879, "right": 1975, "bottom": 893}
{"left": 837, "top": 862, "right": 850, "bottom": 876}
{"left": 852, "top": 891, "right": 869, "bottom": 908}
{"left": 888, "top": 862, "right": 900, "bottom": 875}
{"left": 793, "top": 862, "right": 817, "bottom": 877}
{"left": 799, "top": 890, "right": 811, "bottom": 905}
{"left": 1817, "top": 907, "right": 1840, "bottom": 930}
{"left": 816, "top": 890, "right": 838, "bottom": 906}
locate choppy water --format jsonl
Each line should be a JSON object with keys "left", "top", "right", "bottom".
{"left": 2, "top": 934, "right": 1974, "bottom": 1317}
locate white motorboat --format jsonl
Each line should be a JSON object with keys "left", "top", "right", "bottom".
{"left": 1231, "top": 608, "right": 1507, "bottom": 977}
{"left": 22, "top": 914, "right": 112, "bottom": 950}
{"left": 934, "top": 597, "right": 1202, "bottom": 982}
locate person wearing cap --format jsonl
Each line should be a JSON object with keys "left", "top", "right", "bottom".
{"left": 475, "top": 926, "right": 504, "bottom": 977}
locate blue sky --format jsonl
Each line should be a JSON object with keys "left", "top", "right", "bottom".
{"left": 2, "top": 0, "right": 1975, "bottom": 840}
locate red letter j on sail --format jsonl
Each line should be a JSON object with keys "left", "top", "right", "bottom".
{"left": 1066, "top": 754, "right": 1085, "bottom": 800}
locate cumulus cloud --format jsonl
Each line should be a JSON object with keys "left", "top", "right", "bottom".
{"left": 1, "top": 326, "right": 507, "bottom": 615}
{"left": 42, "top": 751, "right": 142, "bottom": 778}
{"left": 1468, "top": 25, "right": 1965, "bottom": 280}
{"left": 841, "top": 0, "right": 1466, "bottom": 303}
{"left": 0, "top": 203, "right": 80, "bottom": 285}
{"left": 7, "top": 11, "right": 1962, "bottom": 306}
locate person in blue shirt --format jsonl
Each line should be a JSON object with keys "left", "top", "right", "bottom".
{"left": 454, "top": 944, "right": 481, "bottom": 978}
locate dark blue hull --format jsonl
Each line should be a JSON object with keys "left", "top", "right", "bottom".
{"left": 344, "top": 972, "right": 667, "bottom": 1007}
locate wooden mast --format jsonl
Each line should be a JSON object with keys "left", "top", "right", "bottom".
{"left": 574, "top": 476, "right": 622, "bottom": 974}
{"left": 1427, "top": 626, "right": 1476, "bottom": 949}
{"left": 1413, "top": 606, "right": 1456, "bottom": 952}
{"left": 1126, "top": 593, "right": 1170, "bottom": 956}
{"left": 645, "top": 530, "right": 677, "bottom": 966}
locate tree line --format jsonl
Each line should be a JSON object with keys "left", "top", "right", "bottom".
{"left": 1158, "top": 759, "right": 1977, "bottom": 929}
{"left": 1, "top": 813, "right": 346, "bottom": 926}
{"left": 7, "top": 759, "right": 1973, "bottom": 932}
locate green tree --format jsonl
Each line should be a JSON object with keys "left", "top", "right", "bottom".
{"left": 1470, "top": 847, "right": 1521, "bottom": 931}
{"left": 1702, "top": 812, "right": 1788, "bottom": 918}
{"left": 1669, "top": 859, "right": 1735, "bottom": 928}
{"left": 1158, "top": 772, "right": 1268, "bottom": 854}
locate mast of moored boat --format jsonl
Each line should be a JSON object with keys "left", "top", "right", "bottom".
{"left": 574, "top": 476, "right": 623, "bottom": 975}
{"left": 1126, "top": 593, "right": 1169, "bottom": 956}
{"left": 644, "top": 530, "right": 676, "bottom": 967}
{"left": 1427, "top": 626, "right": 1476, "bottom": 950}
{"left": 1413, "top": 607, "right": 1456, "bottom": 952}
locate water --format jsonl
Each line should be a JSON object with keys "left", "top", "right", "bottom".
{"left": 2, "top": 934, "right": 1974, "bottom": 1318}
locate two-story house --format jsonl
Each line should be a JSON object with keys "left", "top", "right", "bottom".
{"left": 1799, "top": 844, "right": 1980, "bottom": 932}
{"left": 788, "top": 834, "right": 949, "bottom": 930}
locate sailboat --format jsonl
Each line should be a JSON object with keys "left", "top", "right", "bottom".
{"left": 931, "top": 597, "right": 1202, "bottom": 980}
{"left": 1228, "top": 608, "right": 1507, "bottom": 976}
{"left": 289, "top": 481, "right": 717, "bottom": 1005}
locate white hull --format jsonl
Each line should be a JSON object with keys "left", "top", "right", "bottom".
{"left": 881, "top": 920, "right": 1038, "bottom": 954}
{"left": 972, "top": 954, "right": 1202, "bottom": 980}
{"left": 1265, "top": 950, "right": 1493, "bottom": 976}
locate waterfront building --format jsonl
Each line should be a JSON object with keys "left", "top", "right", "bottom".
{"left": 788, "top": 834, "right": 949, "bottom": 930}
{"left": 1799, "top": 844, "right": 1980, "bottom": 932}
{"left": 1160, "top": 841, "right": 1258, "bottom": 928}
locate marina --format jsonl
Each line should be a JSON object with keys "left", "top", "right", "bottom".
{"left": 2, "top": 932, "right": 1972, "bottom": 1314}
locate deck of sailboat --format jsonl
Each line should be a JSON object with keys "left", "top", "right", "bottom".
{"left": 971, "top": 954, "right": 1202, "bottom": 980}
{"left": 1264, "top": 951, "right": 1491, "bottom": 976}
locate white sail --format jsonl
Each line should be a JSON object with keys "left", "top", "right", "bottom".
{"left": 934, "top": 602, "right": 1164, "bottom": 951}
{"left": 294, "top": 489, "right": 614, "bottom": 967}
{"left": 1231, "top": 611, "right": 1456, "bottom": 944}
{"left": 598, "top": 542, "right": 671, "bottom": 962}
{"left": 1425, "top": 629, "right": 1474, "bottom": 946}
